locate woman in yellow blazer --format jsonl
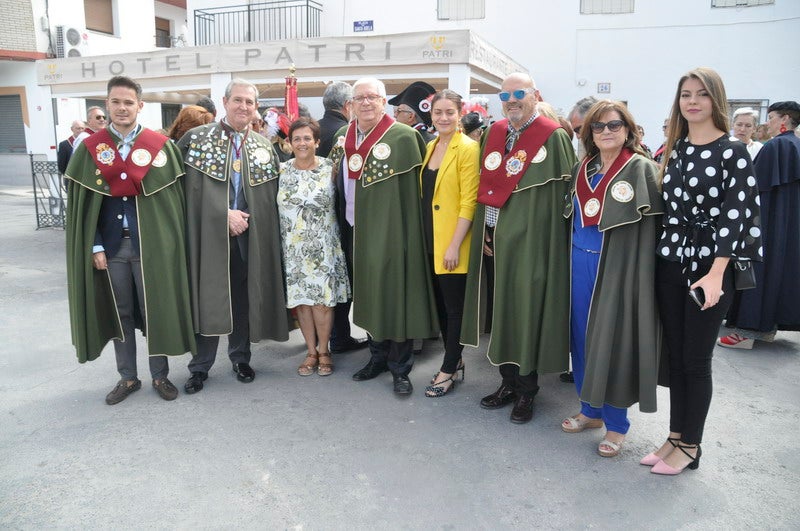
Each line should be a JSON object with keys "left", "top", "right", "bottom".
{"left": 420, "top": 89, "right": 480, "bottom": 397}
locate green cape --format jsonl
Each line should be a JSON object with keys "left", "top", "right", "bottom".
{"left": 330, "top": 121, "right": 439, "bottom": 341}
{"left": 65, "top": 130, "right": 196, "bottom": 362}
{"left": 179, "top": 124, "right": 291, "bottom": 341}
{"left": 461, "top": 127, "right": 575, "bottom": 374}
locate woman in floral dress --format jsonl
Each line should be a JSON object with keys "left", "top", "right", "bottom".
{"left": 277, "top": 118, "right": 350, "bottom": 376}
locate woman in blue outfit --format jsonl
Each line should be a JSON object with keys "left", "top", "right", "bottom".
{"left": 562, "top": 100, "right": 664, "bottom": 457}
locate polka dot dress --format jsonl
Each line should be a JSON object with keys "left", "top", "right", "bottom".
{"left": 658, "top": 135, "right": 762, "bottom": 282}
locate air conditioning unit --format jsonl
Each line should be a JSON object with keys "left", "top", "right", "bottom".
{"left": 56, "top": 26, "right": 88, "bottom": 58}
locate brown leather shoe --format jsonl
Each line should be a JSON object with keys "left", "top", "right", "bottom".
{"left": 105, "top": 379, "right": 142, "bottom": 405}
{"left": 480, "top": 383, "right": 517, "bottom": 409}
{"left": 510, "top": 394, "right": 535, "bottom": 424}
{"left": 153, "top": 378, "right": 178, "bottom": 401}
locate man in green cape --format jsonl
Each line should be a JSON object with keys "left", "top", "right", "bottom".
{"left": 461, "top": 73, "right": 575, "bottom": 423}
{"left": 328, "top": 77, "right": 438, "bottom": 395}
{"left": 179, "top": 78, "right": 291, "bottom": 394}
{"left": 65, "top": 75, "right": 195, "bottom": 405}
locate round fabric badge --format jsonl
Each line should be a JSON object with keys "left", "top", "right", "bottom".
{"left": 131, "top": 149, "right": 152, "bottom": 167}
{"left": 336, "top": 136, "right": 346, "bottom": 148}
{"left": 152, "top": 150, "right": 168, "bottom": 168}
{"left": 232, "top": 159, "right": 242, "bottom": 173}
{"left": 532, "top": 146, "right": 547, "bottom": 163}
{"left": 253, "top": 147, "right": 271, "bottom": 165}
{"left": 418, "top": 99, "right": 431, "bottom": 113}
{"left": 484, "top": 151, "right": 502, "bottom": 171}
{"left": 348, "top": 154, "right": 363, "bottom": 172}
{"left": 96, "top": 143, "right": 115, "bottom": 166}
{"left": 584, "top": 198, "right": 600, "bottom": 217}
{"left": 373, "top": 143, "right": 391, "bottom": 160}
{"left": 611, "top": 181, "right": 634, "bottom": 203}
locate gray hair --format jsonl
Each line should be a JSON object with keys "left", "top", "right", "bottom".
{"left": 569, "top": 96, "right": 598, "bottom": 121}
{"left": 733, "top": 106, "right": 759, "bottom": 124}
{"left": 225, "top": 78, "right": 259, "bottom": 100}
{"left": 353, "top": 77, "right": 386, "bottom": 98}
{"left": 322, "top": 82, "right": 353, "bottom": 111}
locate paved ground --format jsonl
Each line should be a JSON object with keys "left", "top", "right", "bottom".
{"left": 0, "top": 185, "right": 798, "bottom": 530}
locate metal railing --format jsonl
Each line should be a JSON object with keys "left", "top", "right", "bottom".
{"left": 30, "top": 154, "right": 65, "bottom": 229}
{"left": 194, "top": 1, "right": 322, "bottom": 45}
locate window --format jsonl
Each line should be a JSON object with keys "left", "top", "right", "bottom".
{"left": 712, "top": 0, "right": 773, "bottom": 7}
{"left": 438, "top": 0, "right": 485, "bottom": 20}
{"left": 85, "top": 0, "right": 114, "bottom": 34}
{"left": 580, "top": 0, "right": 635, "bottom": 14}
{"left": 155, "top": 17, "right": 171, "bottom": 48}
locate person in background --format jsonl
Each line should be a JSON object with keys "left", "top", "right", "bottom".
{"left": 419, "top": 90, "right": 480, "bottom": 397}
{"left": 730, "top": 107, "right": 763, "bottom": 160}
{"left": 65, "top": 75, "right": 195, "bottom": 404}
{"left": 195, "top": 96, "right": 217, "bottom": 119}
{"left": 461, "top": 72, "right": 575, "bottom": 424}
{"left": 389, "top": 81, "right": 437, "bottom": 143}
{"left": 57, "top": 120, "right": 86, "bottom": 174}
{"left": 644, "top": 67, "right": 761, "bottom": 475}
{"left": 637, "top": 125, "right": 653, "bottom": 158}
{"left": 278, "top": 118, "right": 350, "bottom": 376}
{"left": 720, "top": 101, "right": 800, "bottom": 349}
{"left": 179, "top": 78, "right": 291, "bottom": 394}
{"left": 568, "top": 96, "right": 598, "bottom": 159}
{"left": 652, "top": 119, "right": 669, "bottom": 163}
{"left": 562, "top": 99, "right": 663, "bottom": 457}
{"left": 461, "top": 112, "right": 485, "bottom": 142}
{"left": 166, "top": 105, "right": 214, "bottom": 142}
{"left": 755, "top": 123, "right": 771, "bottom": 143}
{"left": 317, "top": 81, "right": 368, "bottom": 355}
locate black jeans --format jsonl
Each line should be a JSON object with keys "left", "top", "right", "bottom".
{"left": 430, "top": 265, "right": 466, "bottom": 374}
{"left": 656, "top": 258, "right": 734, "bottom": 444}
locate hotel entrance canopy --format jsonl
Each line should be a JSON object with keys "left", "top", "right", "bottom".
{"left": 35, "top": 29, "right": 526, "bottom": 103}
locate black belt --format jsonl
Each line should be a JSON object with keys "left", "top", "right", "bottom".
{"left": 121, "top": 228, "right": 131, "bottom": 238}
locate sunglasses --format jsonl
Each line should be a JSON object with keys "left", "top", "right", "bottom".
{"left": 590, "top": 120, "right": 625, "bottom": 133}
{"left": 93, "top": 115, "right": 107, "bottom": 120}
{"left": 498, "top": 89, "right": 532, "bottom": 102}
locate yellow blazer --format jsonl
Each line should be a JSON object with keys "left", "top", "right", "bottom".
{"left": 420, "top": 131, "right": 480, "bottom": 275}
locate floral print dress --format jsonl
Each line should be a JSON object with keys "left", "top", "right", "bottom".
{"left": 277, "top": 157, "right": 350, "bottom": 307}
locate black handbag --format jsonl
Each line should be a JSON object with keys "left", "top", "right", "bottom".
{"left": 733, "top": 260, "right": 756, "bottom": 290}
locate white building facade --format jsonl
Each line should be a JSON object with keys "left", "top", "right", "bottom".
{"left": 0, "top": 0, "right": 797, "bottom": 181}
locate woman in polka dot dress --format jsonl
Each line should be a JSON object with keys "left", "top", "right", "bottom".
{"left": 642, "top": 67, "right": 762, "bottom": 475}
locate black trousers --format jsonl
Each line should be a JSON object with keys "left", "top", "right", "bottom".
{"left": 499, "top": 364, "right": 539, "bottom": 398}
{"left": 189, "top": 239, "right": 251, "bottom": 373}
{"left": 483, "top": 226, "right": 495, "bottom": 333}
{"left": 330, "top": 220, "right": 354, "bottom": 348}
{"left": 368, "top": 339, "right": 413, "bottom": 377}
{"left": 656, "top": 258, "right": 734, "bottom": 444}
{"left": 430, "top": 256, "right": 466, "bottom": 374}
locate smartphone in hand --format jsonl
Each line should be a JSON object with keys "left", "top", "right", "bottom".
{"left": 689, "top": 287, "right": 705, "bottom": 308}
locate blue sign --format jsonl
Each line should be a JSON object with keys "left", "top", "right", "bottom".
{"left": 354, "top": 20, "right": 374, "bottom": 32}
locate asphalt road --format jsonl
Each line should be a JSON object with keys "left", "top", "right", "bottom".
{"left": 0, "top": 186, "right": 797, "bottom": 530}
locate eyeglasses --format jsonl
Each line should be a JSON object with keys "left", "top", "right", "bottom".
{"left": 498, "top": 89, "right": 533, "bottom": 102}
{"left": 590, "top": 120, "right": 625, "bottom": 133}
{"left": 395, "top": 108, "right": 413, "bottom": 115}
{"left": 93, "top": 115, "right": 107, "bottom": 121}
{"left": 353, "top": 94, "right": 383, "bottom": 104}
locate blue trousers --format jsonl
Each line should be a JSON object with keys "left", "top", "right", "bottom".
{"left": 570, "top": 245, "right": 630, "bottom": 435}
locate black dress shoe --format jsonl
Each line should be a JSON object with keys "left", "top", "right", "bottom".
{"left": 559, "top": 371, "right": 575, "bottom": 383}
{"left": 232, "top": 362, "right": 255, "bottom": 383}
{"left": 510, "top": 394, "right": 535, "bottom": 424}
{"left": 480, "top": 384, "right": 518, "bottom": 409}
{"left": 184, "top": 372, "right": 208, "bottom": 394}
{"left": 393, "top": 374, "right": 413, "bottom": 395}
{"left": 330, "top": 337, "right": 368, "bottom": 354}
{"left": 352, "top": 360, "right": 388, "bottom": 381}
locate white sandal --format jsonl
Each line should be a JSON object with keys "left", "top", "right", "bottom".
{"left": 598, "top": 438, "right": 623, "bottom": 457}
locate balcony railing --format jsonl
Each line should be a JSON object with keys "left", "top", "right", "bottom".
{"left": 194, "top": 1, "right": 322, "bottom": 46}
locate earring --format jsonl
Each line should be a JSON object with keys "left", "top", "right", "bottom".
{"left": 780, "top": 123, "right": 788, "bottom": 134}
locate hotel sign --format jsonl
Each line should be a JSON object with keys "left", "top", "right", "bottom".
{"left": 36, "top": 30, "right": 524, "bottom": 85}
